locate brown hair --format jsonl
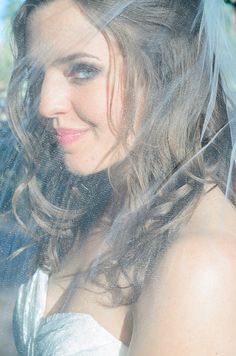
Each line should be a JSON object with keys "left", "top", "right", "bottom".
{"left": 7, "top": 0, "right": 235, "bottom": 305}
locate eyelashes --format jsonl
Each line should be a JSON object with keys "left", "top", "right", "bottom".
{"left": 24, "top": 61, "right": 102, "bottom": 88}
{"left": 66, "top": 62, "right": 102, "bottom": 83}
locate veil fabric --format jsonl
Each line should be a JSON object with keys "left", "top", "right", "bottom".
{"left": 0, "top": 0, "right": 236, "bottom": 355}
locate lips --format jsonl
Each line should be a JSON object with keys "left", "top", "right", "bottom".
{"left": 55, "top": 127, "right": 89, "bottom": 146}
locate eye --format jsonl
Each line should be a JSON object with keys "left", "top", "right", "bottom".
{"left": 66, "top": 63, "right": 101, "bottom": 82}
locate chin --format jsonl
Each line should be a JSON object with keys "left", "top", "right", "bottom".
{"left": 65, "top": 163, "right": 93, "bottom": 176}
{"left": 64, "top": 158, "right": 104, "bottom": 176}
{"left": 63, "top": 151, "right": 118, "bottom": 176}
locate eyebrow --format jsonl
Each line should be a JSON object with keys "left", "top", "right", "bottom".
{"left": 53, "top": 52, "right": 101, "bottom": 65}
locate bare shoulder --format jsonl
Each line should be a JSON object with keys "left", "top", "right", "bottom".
{"left": 136, "top": 185, "right": 236, "bottom": 308}
{"left": 129, "top": 188, "right": 236, "bottom": 356}
{"left": 181, "top": 184, "right": 236, "bottom": 238}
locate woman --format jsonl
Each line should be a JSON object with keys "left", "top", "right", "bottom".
{"left": 3, "top": 0, "right": 236, "bottom": 354}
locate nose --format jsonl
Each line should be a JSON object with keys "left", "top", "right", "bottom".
{"left": 39, "top": 67, "right": 72, "bottom": 119}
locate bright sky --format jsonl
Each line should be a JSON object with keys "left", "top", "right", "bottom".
{"left": 0, "top": 0, "right": 23, "bottom": 43}
{"left": 0, "top": 0, "right": 7, "bottom": 15}
{"left": 0, "top": 0, "right": 8, "bottom": 43}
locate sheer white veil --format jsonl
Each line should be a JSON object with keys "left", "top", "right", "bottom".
{"left": 200, "top": 0, "right": 236, "bottom": 195}
{"left": 0, "top": 0, "right": 236, "bottom": 354}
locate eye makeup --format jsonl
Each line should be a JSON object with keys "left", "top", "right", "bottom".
{"left": 66, "top": 62, "right": 102, "bottom": 82}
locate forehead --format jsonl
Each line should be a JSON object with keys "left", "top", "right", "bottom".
{"left": 27, "top": 0, "right": 110, "bottom": 64}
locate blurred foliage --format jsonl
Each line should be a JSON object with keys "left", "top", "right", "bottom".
{"left": 0, "top": 43, "right": 13, "bottom": 90}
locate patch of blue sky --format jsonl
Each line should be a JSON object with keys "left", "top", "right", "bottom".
{"left": 0, "top": 0, "right": 8, "bottom": 43}
{"left": 0, "top": 0, "right": 7, "bottom": 18}
{"left": 0, "top": 0, "right": 23, "bottom": 43}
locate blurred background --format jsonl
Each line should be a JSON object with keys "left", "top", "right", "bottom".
{"left": 0, "top": 2, "right": 34, "bottom": 355}
{"left": 0, "top": 1, "right": 22, "bottom": 117}
{"left": 0, "top": 1, "right": 235, "bottom": 355}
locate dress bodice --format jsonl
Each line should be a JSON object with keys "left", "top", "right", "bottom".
{"left": 13, "top": 269, "right": 129, "bottom": 355}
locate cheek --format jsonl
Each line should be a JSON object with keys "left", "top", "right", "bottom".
{"left": 72, "top": 78, "right": 109, "bottom": 128}
{"left": 72, "top": 76, "right": 124, "bottom": 132}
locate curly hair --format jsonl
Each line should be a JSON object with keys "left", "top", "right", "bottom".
{"left": 7, "top": 0, "right": 235, "bottom": 305}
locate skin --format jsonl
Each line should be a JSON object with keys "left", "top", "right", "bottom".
{"left": 28, "top": 1, "right": 236, "bottom": 354}
{"left": 128, "top": 187, "right": 236, "bottom": 355}
{"left": 28, "top": 0, "right": 134, "bottom": 344}
{"left": 28, "top": 0, "right": 126, "bottom": 175}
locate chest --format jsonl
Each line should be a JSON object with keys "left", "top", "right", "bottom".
{"left": 44, "top": 252, "right": 133, "bottom": 346}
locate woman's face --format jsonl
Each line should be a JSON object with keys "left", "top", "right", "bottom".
{"left": 28, "top": 0, "right": 126, "bottom": 175}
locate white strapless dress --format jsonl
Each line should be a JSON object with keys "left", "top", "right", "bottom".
{"left": 13, "top": 269, "right": 129, "bottom": 355}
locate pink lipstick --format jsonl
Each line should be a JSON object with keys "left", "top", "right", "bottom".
{"left": 55, "top": 127, "right": 89, "bottom": 146}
